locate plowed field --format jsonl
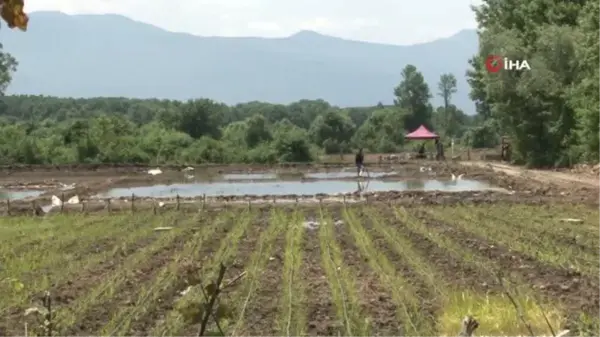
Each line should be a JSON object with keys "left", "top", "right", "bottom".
{"left": 1, "top": 202, "right": 598, "bottom": 336}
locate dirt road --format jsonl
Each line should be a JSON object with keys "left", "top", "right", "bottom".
{"left": 461, "top": 161, "right": 599, "bottom": 187}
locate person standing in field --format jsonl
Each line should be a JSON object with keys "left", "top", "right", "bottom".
{"left": 355, "top": 148, "right": 365, "bottom": 176}
{"left": 435, "top": 139, "right": 445, "bottom": 160}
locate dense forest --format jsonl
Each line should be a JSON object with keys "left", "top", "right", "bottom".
{"left": 0, "top": 77, "right": 475, "bottom": 165}
{"left": 0, "top": 0, "right": 597, "bottom": 167}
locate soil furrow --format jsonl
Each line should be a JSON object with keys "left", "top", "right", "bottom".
{"left": 125, "top": 214, "right": 238, "bottom": 336}
{"left": 332, "top": 207, "right": 404, "bottom": 335}
{"left": 241, "top": 229, "right": 286, "bottom": 334}
{"left": 61, "top": 226, "right": 194, "bottom": 335}
{"left": 412, "top": 208, "right": 600, "bottom": 316}
{"left": 375, "top": 206, "right": 496, "bottom": 291}
{"left": 175, "top": 208, "right": 269, "bottom": 336}
{"left": 302, "top": 210, "right": 338, "bottom": 336}
{"left": 0, "top": 214, "right": 167, "bottom": 335}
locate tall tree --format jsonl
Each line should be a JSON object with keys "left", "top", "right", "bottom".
{"left": 393, "top": 65, "right": 433, "bottom": 131}
{"left": 437, "top": 74, "right": 458, "bottom": 136}
{"left": 437, "top": 73, "right": 457, "bottom": 110}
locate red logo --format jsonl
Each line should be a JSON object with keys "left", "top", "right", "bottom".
{"left": 485, "top": 55, "right": 503, "bottom": 73}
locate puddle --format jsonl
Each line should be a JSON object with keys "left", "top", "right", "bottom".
{"left": 222, "top": 173, "right": 277, "bottom": 180}
{"left": 305, "top": 171, "right": 397, "bottom": 179}
{"left": 96, "top": 179, "right": 494, "bottom": 198}
{"left": 0, "top": 190, "right": 44, "bottom": 200}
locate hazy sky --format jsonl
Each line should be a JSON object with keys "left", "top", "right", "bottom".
{"left": 26, "top": 0, "right": 482, "bottom": 45}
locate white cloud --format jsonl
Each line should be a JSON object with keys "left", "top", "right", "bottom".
{"left": 24, "top": 0, "right": 482, "bottom": 45}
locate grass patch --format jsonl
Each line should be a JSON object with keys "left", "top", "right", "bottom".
{"left": 438, "top": 291, "right": 565, "bottom": 336}
{"left": 276, "top": 208, "right": 307, "bottom": 336}
{"left": 318, "top": 207, "right": 371, "bottom": 336}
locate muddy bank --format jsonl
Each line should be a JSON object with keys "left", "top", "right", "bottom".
{"left": 0, "top": 161, "right": 529, "bottom": 191}
{"left": 3, "top": 189, "right": 597, "bottom": 216}
{"left": 1, "top": 161, "right": 596, "bottom": 215}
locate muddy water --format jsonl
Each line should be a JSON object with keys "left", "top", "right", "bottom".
{"left": 221, "top": 171, "right": 396, "bottom": 180}
{"left": 304, "top": 171, "right": 397, "bottom": 179}
{"left": 0, "top": 189, "right": 44, "bottom": 200}
{"left": 222, "top": 173, "right": 278, "bottom": 180}
{"left": 96, "top": 179, "right": 494, "bottom": 198}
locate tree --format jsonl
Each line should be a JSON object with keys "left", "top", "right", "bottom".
{"left": 436, "top": 74, "right": 459, "bottom": 137}
{"left": 570, "top": 0, "right": 599, "bottom": 162}
{"left": 466, "top": 0, "right": 596, "bottom": 167}
{"left": 0, "top": 43, "right": 16, "bottom": 96}
{"left": 244, "top": 114, "right": 272, "bottom": 148}
{"left": 353, "top": 108, "right": 405, "bottom": 153}
{"left": 438, "top": 74, "right": 457, "bottom": 111}
{"left": 393, "top": 65, "right": 433, "bottom": 131}
{"left": 309, "top": 109, "right": 355, "bottom": 154}
{"left": 161, "top": 99, "right": 226, "bottom": 139}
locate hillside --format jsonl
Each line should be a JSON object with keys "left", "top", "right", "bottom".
{"left": 0, "top": 11, "right": 478, "bottom": 112}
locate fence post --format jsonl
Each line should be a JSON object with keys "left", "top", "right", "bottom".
{"left": 106, "top": 198, "right": 111, "bottom": 213}
{"left": 131, "top": 193, "right": 135, "bottom": 213}
{"left": 247, "top": 199, "right": 251, "bottom": 210}
{"left": 6, "top": 199, "right": 10, "bottom": 216}
{"left": 61, "top": 193, "right": 65, "bottom": 213}
{"left": 31, "top": 201, "right": 37, "bottom": 216}
{"left": 176, "top": 194, "right": 180, "bottom": 210}
{"left": 343, "top": 194, "right": 346, "bottom": 205}
{"left": 153, "top": 201, "right": 157, "bottom": 215}
{"left": 202, "top": 194, "right": 206, "bottom": 210}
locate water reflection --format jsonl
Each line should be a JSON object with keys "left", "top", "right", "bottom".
{"left": 97, "top": 179, "right": 492, "bottom": 198}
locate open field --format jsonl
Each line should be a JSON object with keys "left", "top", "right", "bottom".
{"left": 0, "top": 201, "right": 598, "bottom": 336}
{"left": 0, "top": 161, "right": 598, "bottom": 336}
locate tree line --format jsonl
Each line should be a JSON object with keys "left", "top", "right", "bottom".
{"left": 467, "top": 0, "right": 599, "bottom": 167}
{"left": 0, "top": 67, "right": 473, "bottom": 165}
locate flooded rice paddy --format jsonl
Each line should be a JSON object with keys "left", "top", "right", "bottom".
{"left": 97, "top": 179, "right": 493, "bottom": 198}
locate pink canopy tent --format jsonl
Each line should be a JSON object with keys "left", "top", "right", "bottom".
{"left": 405, "top": 125, "right": 439, "bottom": 140}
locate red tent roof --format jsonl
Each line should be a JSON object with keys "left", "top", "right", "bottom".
{"left": 405, "top": 125, "right": 439, "bottom": 139}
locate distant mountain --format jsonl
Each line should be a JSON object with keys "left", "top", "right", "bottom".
{"left": 0, "top": 11, "right": 479, "bottom": 113}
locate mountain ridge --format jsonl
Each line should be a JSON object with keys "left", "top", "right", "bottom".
{"left": 0, "top": 11, "right": 479, "bottom": 112}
